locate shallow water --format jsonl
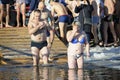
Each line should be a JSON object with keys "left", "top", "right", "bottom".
{"left": 0, "top": 63, "right": 120, "bottom": 80}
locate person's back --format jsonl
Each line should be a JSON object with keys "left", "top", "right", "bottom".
{"left": 50, "top": 1, "right": 68, "bottom": 16}
{"left": 50, "top": 1, "right": 69, "bottom": 46}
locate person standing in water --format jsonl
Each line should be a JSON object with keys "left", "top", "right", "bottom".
{"left": 66, "top": 21, "right": 90, "bottom": 69}
{"left": 28, "top": 10, "right": 53, "bottom": 66}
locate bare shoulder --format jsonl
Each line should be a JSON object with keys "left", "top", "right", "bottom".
{"left": 67, "top": 30, "right": 72, "bottom": 34}
{"left": 28, "top": 21, "right": 33, "bottom": 27}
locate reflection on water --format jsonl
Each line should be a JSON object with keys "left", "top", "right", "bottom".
{"left": 0, "top": 63, "right": 120, "bottom": 80}
{"left": 68, "top": 69, "right": 83, "bottom": 80}
{"left": 33, "top": 66, "right": 40, "bottom": 80}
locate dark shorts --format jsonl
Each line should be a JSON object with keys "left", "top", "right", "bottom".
{"left": 46, "top": 30, "right": 50, "bottom": 37}
{"left": 59, "top": 15, "right": 69, "bottom": 23}
{"left": 1, "top": 0, "right": 10, "bottom": 4}
{"left": 31, "top": 41, "right": 47, "bottom": 49}
{"left": 104, "top": 14, "right": 113, "bottom": 22}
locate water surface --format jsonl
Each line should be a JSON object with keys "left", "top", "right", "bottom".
{"left": 0, "top": 63, "right": 120, "bottom": 80}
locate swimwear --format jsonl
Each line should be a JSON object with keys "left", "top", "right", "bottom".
{"left": 59, "top": 15, "right": 69, "bottom": 23}
{"left": 46, "top": 29, "right": 50, "bottom": 37}
{"left": 1, "top": 0, "right": 10, "bottom": 4}
{"left": 74, "top": 53, "right": 83, "bottom": 59}
{"left": 92, "top": 16, "right": 99, "bottom": 24}
{"left": 31, "top": 41, "right": 47, "bottom": 49}
{"left": 104, "top": 14, "right": 114, "bottom": 22}
{"left": 71, "top": 37, "right": 86, "bottom": 44}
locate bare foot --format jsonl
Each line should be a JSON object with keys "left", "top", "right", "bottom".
{"left": 17, "top": 24, "right": 20, "bottom": 27}
{"left": 23, "top": 24, "right": 27, "bottom": 27}
{"left": 114, "top": 42, "right": 118, "bottom": 47}
{"left": 0, "top": 24, "right": 3, "bottom": 28}
{"left": 5, "top": 24, "right": 12, "bottom": 28}
{"left": 104, "top": 44, "right": 108, "bottom": 47}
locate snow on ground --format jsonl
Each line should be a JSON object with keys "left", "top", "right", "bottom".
{"left": 84, "top": 46, "right": 120, "bottom": 70}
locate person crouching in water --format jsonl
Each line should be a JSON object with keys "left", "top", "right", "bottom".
{"left": 28, "top": 10, "right": 53, "bottom": 66}
{"left": 66, "top": 21, "right": 90, "bottom": 69}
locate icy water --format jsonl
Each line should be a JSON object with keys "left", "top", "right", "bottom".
{"left": 0, "top": 63, "right": 120, "bottom": 80}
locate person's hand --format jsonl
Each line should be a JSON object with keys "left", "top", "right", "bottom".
{"left": 73, "top": 25, "right": 78, "bottom": 32}
{"left": 47, "top": 43, "right": 52, "bottom": 49}
{"left": 38, "top": 22, "right": 45, "bottom": 29}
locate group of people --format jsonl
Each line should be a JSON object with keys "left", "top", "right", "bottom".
{"left": 28, "top": 0, "right": 90, "bottom": 69}
{"left": 0, "top": 0, "right": 120, "bottom": 69}
{"left": 0, "top": 0, "right": 40, "bottom": 28}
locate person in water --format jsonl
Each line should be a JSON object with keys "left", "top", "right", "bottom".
{"left": 66, "top": 21, "right": 90, "bottom": 69}
{"left": 28, "top": 10, "right": 53, "bottom": 66}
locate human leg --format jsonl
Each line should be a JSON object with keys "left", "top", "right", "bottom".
{"left": 91, "top": 16, "right": 99, "bottom": 44}
{"left": 31, "top": 47, "right": 40, "bottom": 66}
{"left": 86, "top": 32, "right": 91, "bottom": 43}
{"left": 115, "top": 24, "right": 120, "bottom": 45}
{"left": 59, "top": 22, "right": 68, "bottom": 45}
{"left": 97, "top": 19, "right": 103, "bottom": 46}
{"left": 16, "top": 3, "right": 20, "bottom": 27}
{"left": 5, "top": 4, "right": 11, "bottom": 27}
{"left": 77, "top": 69, "right": 83, "bottom": 80}
{"left": 109, "top": 21, "right": 118, "bottom": 46}
{"left": 59, "top": 22, "right": 65, "bottom": 38}
{"left": 77, "top": 55, "right": 83, "bottom": 69}
{"left": 68, "top": 69, "right": 76, "bottom": 80}
{"left": 0, "top": 4, "right": 2, "bottom": 28}
{"left": 40, "top": 47, "right": 49, "bottom": 64}
{"left": 58, "top": 15, "right": 69, "bottom": 38}
{"left": 68, "top": 53, "right": 76, "bottom": 69}
{"left": 21, "top": 3, "right": 26, "bottom": 27}
{"left": 103, "top": 21, "right": 108, "bottom": 46}
{"left": 0, "top": 4, "right": 4, "bottom": 28}
{"left": 92, "top": 24, "right": 99, "bottom": 44}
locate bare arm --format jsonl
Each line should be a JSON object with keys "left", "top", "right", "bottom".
{"left": 28, "top": 22, "right": 45, "bottom": 35}
{"left": 28, "top": 23, "right": 40, "bottom": 35}
{"left": 67, "top": 24, "right": 78, "bottom": 42}
{"left": 48, "top": 10, "right": 55, "bottom": 29}
{"left": 67, "top": 31, "right": 76, "bottom": 42}
{"left": 46, "top": 25, "right": 54, "bottom": 48}
{"left": 51, "top": 6, "right": 55, "bottom": 17}
{"left": 28, "top": 11, "right": 34, "bottom": 23}
{"left": 84, "top": 33, "right": 90, "bottom": 57}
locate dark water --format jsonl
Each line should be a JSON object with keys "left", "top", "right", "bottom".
{"left": 0, "top": 63, "right": 120, "bottom": 80}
